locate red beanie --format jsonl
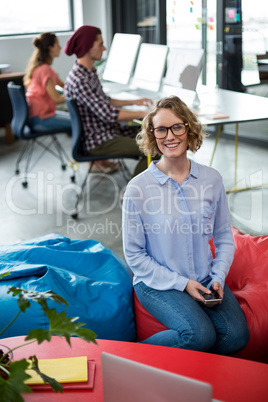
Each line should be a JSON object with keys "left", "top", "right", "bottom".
{"left": 64, "top": 25, "right": 98, "bottom": 58}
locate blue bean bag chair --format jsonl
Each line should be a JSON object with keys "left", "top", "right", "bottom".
{"left": 0, "top": 234, "right": 136, "bottom": 341}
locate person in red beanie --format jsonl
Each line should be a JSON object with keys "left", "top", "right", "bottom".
{"left": 64, "top": 25, "right": 155, "bottom": 175}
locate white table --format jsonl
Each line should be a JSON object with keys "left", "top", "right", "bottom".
{"left": 190, "top": 86, "right": 268, "bottom": 192}
{"left": 107, "top": 82, "right": 268, "bottom": 193}
{"left": 257, "top": 59, "right": 268, "bottom": 65}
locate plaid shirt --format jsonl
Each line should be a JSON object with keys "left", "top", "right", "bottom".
{"left": 65, "top": 61, "right": 133, "bottom": 153}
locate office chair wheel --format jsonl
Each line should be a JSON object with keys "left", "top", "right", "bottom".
{"left": 61, "top": 164, "right": 67, "bottom": 171}
{"left": 15, "top": 169, "right": 20, "bottom": 175}
{"left": 71, "top": 213, "right": 78, "bottom": 219}
{"left": 22, "top": 181, "right": 28, "bottom": 188}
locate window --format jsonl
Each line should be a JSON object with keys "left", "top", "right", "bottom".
{"left": 0, "top": 0, "right": 73, "bottom": 36}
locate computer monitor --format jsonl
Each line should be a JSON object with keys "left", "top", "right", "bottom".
{"left": 131, "top": 43, "right": 169, "bottom": 92}
{"left": 164, "top": 48, "right": 205, "bottom": 91}
{"left": 102, "top": 33, "right": 142, "bottom": 85}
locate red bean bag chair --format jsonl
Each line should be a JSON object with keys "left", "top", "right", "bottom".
{"left": 134, "top": 226, "right": 268, "bottom": 363}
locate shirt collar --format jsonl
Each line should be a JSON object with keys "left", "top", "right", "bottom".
{"left": 74, "top": 60, "right": 96, "bottom": 75}
{"left": 149, "top": 158, "right": 199, "bottom": 185}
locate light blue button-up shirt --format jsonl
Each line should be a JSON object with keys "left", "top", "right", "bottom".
{"left": 122, "top": 160, "right": 235, "bottom": 292}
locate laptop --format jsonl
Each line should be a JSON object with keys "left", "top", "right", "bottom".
{"left": 101, "top": 352, "right": 214, "bottom": 402}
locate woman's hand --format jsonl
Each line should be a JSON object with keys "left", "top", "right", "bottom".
{"left": 211, "top": 282, "right": 224, "bottom": 299}
{"left": 202, "top": 282, "right": 224, "bottom": 308}
{"left": 185, "top": 279, "right": 211, "bottom": 303}
{"left": 134, "top": 97, "right": 153, "bottom": 107}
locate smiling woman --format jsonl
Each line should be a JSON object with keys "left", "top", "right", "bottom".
{"left": 122, "top": 95, "right": 249, "bottom": 356}
{"left": 0, "top": 0, "right": 73, "bottom": 36}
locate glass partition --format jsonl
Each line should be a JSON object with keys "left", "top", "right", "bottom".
{"left": 166, "top": 0, "right": 217, "bottom": 88}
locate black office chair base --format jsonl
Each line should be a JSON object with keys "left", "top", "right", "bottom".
{"left": 15, "top": 137, "right": 71, "bottom": 187}
{"left": 70, "top": 159, "right": 133, "bottom": 219}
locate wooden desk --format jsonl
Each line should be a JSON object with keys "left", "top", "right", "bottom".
{"left": 0, "top": 71, "right": 24, "bottom": 145}
{"left": 3, "top": 336, "right": 268, "bottom": 402}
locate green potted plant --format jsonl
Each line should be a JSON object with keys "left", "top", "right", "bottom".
{"left": 0, "top": 272, "right": 97, "bottom": 402}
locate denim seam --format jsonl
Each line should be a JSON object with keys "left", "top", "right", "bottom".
{"left": 136, "top": 283, "right": 194, "bottom": 347}
{"left": 213, "top": 309, "right": 230, "bottom": 346}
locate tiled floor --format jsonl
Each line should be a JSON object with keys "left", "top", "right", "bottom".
{"left": 0, "top": 119, "right": 267, "bottom": 260}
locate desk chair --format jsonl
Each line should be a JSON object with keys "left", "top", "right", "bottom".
{"left": 66, "top": 97, "right": 139, "bottom": 219}
{"left": 256, "top": 52, "right": 268, "bottom": 83}
{"left": 7, "top": 82, "right": 71, "bottom": 188}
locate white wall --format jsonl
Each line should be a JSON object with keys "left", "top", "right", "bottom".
{"left": 81, "top": 0, "right": 113, "bottom": 49}
{"left": 0, "top": 0, "right": 112, "bottom": 81}
{"left": 0, "top": 33, "right": 75, "bottom": 81}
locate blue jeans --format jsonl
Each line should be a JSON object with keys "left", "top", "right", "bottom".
{"left": 28, "top": 111, "right": 71, "bottom": 132}
{"left": 134, "top": 281, "right": 249, "bottom": 355}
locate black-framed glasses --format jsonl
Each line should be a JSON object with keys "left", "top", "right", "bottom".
{"left": 152, "top": 123, "right": 189, "bottom": 139}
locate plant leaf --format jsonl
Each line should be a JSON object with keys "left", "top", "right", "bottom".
{"left": 74, "top": 327, "right": 98, "bottom": 343}
{"left": 17, "top": 295, "right": 31, "bottom": 313}
{"left": 1, "top": 286, "right": 97, "bottom": 401}
{"left": 0, "top": 272, "right": 10, "bottom": 279}
{"left": 25, "top": 308, "right": 97, "bottom": 345}
{"left": 0, "top": 359, "right": 32, "bottom": 402}
{"left": 29, "top": 355, "right": 63, "bottom": 393}
{"left": 24, "top": 328, "right": 51, "bottom": 343}
{"left": 8, "top": 288, "right": 69, "bottom": 313}
{"left": 8, "top": 287, "right": 23, "bottom": 297}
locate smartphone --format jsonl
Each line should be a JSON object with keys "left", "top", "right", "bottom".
{"left": 202, "top": 288, "right": 222, "bottom": 304}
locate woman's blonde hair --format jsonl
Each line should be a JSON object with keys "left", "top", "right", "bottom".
{"left": 136, "top": 96, "right": 206, "bottom": 156}
{"left": 23, "top": 32, "right": 57, "bottom": 87}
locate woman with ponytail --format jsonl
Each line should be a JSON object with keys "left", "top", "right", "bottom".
{"left": 24, "top": 32, "right": 71, "bottom": 132}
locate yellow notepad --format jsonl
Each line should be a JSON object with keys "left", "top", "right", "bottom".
{"left": 25, "top": 356, "right": 88, "bottom": 384}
